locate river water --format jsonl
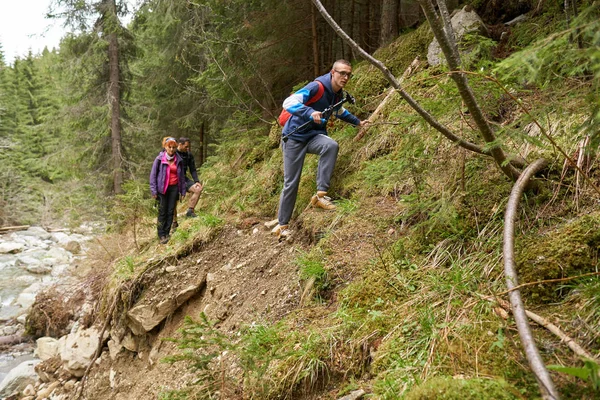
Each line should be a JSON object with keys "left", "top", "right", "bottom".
{"left": 0, "top": 226, "right": 94, "bottom": 383}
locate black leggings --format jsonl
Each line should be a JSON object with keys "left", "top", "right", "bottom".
{"left": 157, "top": 185, "right": 179, "bottom": 238}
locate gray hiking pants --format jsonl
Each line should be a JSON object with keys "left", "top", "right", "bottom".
{"left": 277, "top": 134, "right": 339, "bottom": 225}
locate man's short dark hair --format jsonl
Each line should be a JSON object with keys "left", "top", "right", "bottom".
{"left": 332, "top": 59, "right": 351, "bottom": 69}
{"left": 178, "top": 137, "right": 191, "bottom": 144}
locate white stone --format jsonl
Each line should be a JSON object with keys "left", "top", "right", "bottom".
{"left": 21, "top": 226, "right": 51, "bottom": 240}
{"left": 58, "top": 326, "right": 105, "bottom": 377}
{"left": 43, "top": 247, "right": 72, "bottom": 265}
{"left": 109, "top": 368, "right": 117, "bottom": 388}
{"left": 23, "top": 383, "right": 36, "bottom": 396}
{"left": 15, "top": 292, "right": 37, "bottom": 310}
{"left": 0, "top": 242, "right": 25, "bottom": 254}
{"left": 35, "top": 337, "right": 60, "bottom": 361}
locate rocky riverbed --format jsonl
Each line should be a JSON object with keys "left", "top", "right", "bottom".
{"left": 0, "top": 225, "right": 95, "bottom": 398}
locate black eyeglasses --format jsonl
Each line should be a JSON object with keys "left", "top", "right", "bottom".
{"left": 334, "top": 70, "right": 352, "bottom": 79}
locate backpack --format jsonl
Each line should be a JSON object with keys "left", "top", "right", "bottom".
{"left": 278, "top": 81, "right": 325, "bottom": 127}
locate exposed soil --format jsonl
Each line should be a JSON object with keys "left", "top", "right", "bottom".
{"left": 43, "top": 195, "right": 402, "bottom": 400}
{"left": 78, "top": 219, "right": 311, "bottom": 399}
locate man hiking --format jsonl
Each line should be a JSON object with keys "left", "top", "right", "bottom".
{"left": 272, "top": 59, "right": 368, "bottom": 240}
{"left": 171, "top": 137, "right": 204, "bottom": 231}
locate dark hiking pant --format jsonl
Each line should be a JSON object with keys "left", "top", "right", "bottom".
{"left": 157, "top": 185, "right": 179, "bottom": 238}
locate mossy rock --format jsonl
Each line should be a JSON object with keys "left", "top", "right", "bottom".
{"left": 404, "top": 376, "right": 521, "bottom": 400}
{"left": 515, "top": 213, "right": 600, "bottom": 303}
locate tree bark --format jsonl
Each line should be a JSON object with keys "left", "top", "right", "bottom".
{"left": 311, "top": 3, "right": 320, "bottom": 76}
{"left": 198, "top": 121, "right": 205, "bottom": 166}
{"left": 503, "top": 158, "right": 560, "bottom": 400}
{"left": 105, "top": 0, "right": 123, "bottom": 194}
{"left": 380, "top": 0, "right": 399, "bottom": 45}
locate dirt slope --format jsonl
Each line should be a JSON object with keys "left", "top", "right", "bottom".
{"left": 80, "top": 221, "right": 309, "bottom": 399}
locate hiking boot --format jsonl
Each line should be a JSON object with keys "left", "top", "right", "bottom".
{"left": 159, "top": 236, "right": 169, "bottom": 244}
{"left": 171, "top": 222, "right": 178, "bottom": 233}
{"left": 310, "top": 191, "right": 336, "bottom": 210}
{"left": 271, "top": 224, "right": 291, "bottom": 241}
{"left": 186, "top": 209, "right": 197, "bottom": 218}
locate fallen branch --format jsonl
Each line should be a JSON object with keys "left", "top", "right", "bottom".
{"left": 483, "top": 295, "right": 598, "bottom": 362}
{"left": 497, "top": 271, "right": 600, "bottom": 296}
{"left": 0, "top": 334, "right": 28, "bottom": 346}
{"left": 0, "top": 225, "right": 30, "bottom": 232}
{"left": 354, "top": 56, "right": 421, "bottom": 141}
{"left": 504, "top": 158, "right": 559, "bottom": 400}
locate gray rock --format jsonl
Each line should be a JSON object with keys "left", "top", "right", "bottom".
{"left": 19, "top": 227, "right": 51, "bottom": 240}
{"left": 0, "top": 242, "right": 25, "bottom": 254}
{"left": 15, "top": 255, "right": 42, "bottom": 268}
{"left": 427, "top": 6, "right": 489, "bottom": 67}
{"left": 15, "top": 292, "right": 37, "bottom": 310}
{"left": 0, "top": 305, "right": 23, "bottom": 322}
{"left": 127, "top": 279, "right": 206, "bottom": 335}
{"left": 0, "top": 359, "right": 40, "bottom": 398}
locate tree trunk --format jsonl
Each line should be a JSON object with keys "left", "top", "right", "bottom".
{"left": 380, "top": 0, "right": 399, "bottom": 45}
{"left": 311, "top": 3, "right": 320, "bottom": 76}
{"left": 106, "top": 0, "right": 123, "bottom": 194}
{"left": 358, "top": 0, "right": 370, "bottom": 51}
{"left": 198, "top": 121, "right": 205, "bottom": 166}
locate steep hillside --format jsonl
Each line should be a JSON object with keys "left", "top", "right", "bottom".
{"left": 24, "top": 4, "right": 600, "bottom": 400}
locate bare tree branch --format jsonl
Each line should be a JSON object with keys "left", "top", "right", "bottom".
{"left": 504, "top": 158, "right": 560, "bottom": 400}
{"left": 418, "top": 0, "right": 521, "bottom": 182}
{"left": 310, "top": 0, "right": 488, "bottom": 156}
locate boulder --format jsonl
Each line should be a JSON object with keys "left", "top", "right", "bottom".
{"left": 58, "top": 326, "right": 106, "bottom": 377}
{"left": 42, "top": 247, "right": 72, "bottom": 266}
{"left": 127, "top": 280, "right": 205, "bottom": 335}
{"left": 427, "top": 6, "right": 490, "bottom": 67}
{"left": 0, "top": 242, "right": 25, "bottom": 254}
{"left": 19, "top": 226, "right": 51, "bottom": 240}
{"left": 0, "top": 359, "right": 40, "bottom": 398}
{"left": 15, "top": 292, "right": 37, "bottom": 310}
{"left": 35, "top": 337, "right": 60, "bottom": 361}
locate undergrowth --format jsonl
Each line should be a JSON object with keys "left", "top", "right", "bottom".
{"left": 100, "top": 4, "right": 600, "bottom": 399}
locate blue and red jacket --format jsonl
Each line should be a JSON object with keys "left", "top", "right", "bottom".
{"left": 281, "top": 72, "right": 360, "bottom": 143}
{"left": 149, "top": 151, "right": 187, "bottom": 197}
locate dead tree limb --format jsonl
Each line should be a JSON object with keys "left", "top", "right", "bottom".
{"left": 0, "top": 225, "right": 30, "bottom": 232}
{"left": 484, "top": 295, "right": 598, "bottom": 362}
{"left": 310, "top": 0, "right": 488, "bottom": 156}
{"left": 504, "top": 158, "right": 559, "bottom": 400}
{"left": 418, "top": 0, "right": 521, "bottom": 182}
{"left": 354, "top": 57, "right": 422, "bottom": 141}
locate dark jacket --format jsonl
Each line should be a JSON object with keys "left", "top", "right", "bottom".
{"left": 281, "top": 72, "right": 360, "bottom": 143}
{"left": 149, "top": 151, "right": 186, "bottom": 197}
{"left": 176, "top": 150, "right": 200, "bottom": 183}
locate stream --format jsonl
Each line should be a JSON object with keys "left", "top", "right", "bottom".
{"left": 0, "top": 225, "right": 95, "bottom": 383}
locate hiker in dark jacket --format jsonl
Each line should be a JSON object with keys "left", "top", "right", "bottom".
{"left": 177, "top": 137, "right": 204, "bottom": 218}
{"left": 150, "top": 137, "right": 186, "bottom": 244}
{"left": 272, "top": 60, "right": 368, "bottom": 240}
